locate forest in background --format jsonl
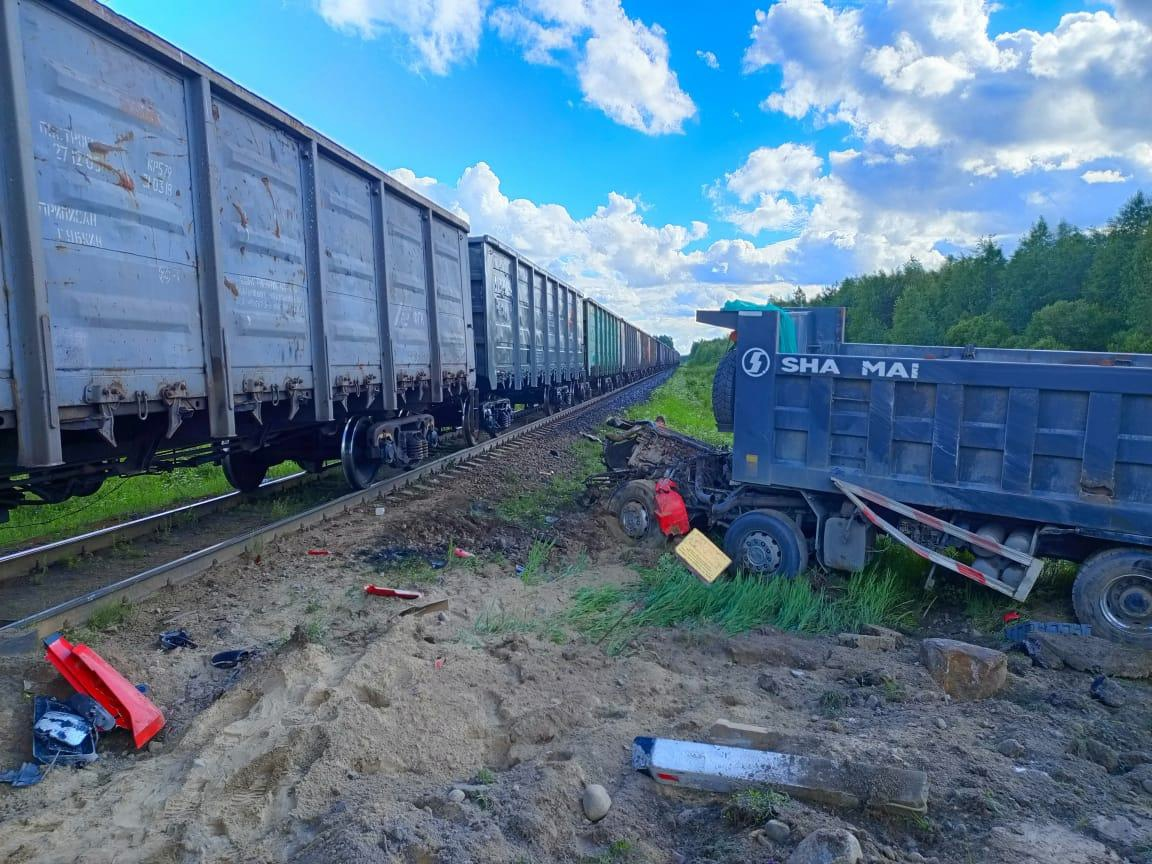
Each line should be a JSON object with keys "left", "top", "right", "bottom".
{"left": 691, "top": 191, "right": 1151, "bottom": 356}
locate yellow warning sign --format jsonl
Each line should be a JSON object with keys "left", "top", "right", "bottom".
{"left": 675, "top": 529, "right": 732, "bottom": 584}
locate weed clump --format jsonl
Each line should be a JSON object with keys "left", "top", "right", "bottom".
{"left": 722, "top": 787, "right": 788, "bottom": 828}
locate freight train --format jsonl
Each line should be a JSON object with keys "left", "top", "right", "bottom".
{"left": 0, "top": 0, "right": 676, "bottom": 519}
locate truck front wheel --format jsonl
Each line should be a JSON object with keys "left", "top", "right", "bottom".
{"left": 724, "top": 510, "right": 809, "bottom": 578}
{"left": 1072, "top": 547, "right": 1152, "bottom": 648}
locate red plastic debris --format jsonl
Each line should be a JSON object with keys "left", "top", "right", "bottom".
{"left": 43, "top": 633, "right": 165, "bottom": 748}
{"left": 653, "top": 479, "right": 691, "bottom": 537}
{"left": 433, "top": 657, "right": 445, "bottom": 670}
{"left": 453, "top": 548, "right": 475, "bottom": 559}
{"left": 364, "top": 585, "right": 423, "bottom": 600}
{"left": 1002, "top": 611, "right": 1021, "bottom": 623}
{"left": 307, "top": 549, "right": 330, "bottom": 556}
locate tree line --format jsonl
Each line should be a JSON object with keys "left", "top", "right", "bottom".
{"left": 784, "top": 192, "right": 1152, "bottom": 353}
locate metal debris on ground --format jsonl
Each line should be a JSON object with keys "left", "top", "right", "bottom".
{"left": 32, "top": 696, "right": 98, "bottom": 766}
{"left": 364, "top": 585, "right": 423, "bottom": 600}
{"left": 632, "top": 736, "right": 929, "bottom": 815}
{"left": 306, "top": 549, "right": 330, "bottom": 556}
{"left": 1004, "top": 621, "right": 1091, "bottom": 644}
{"left": 159, "top": 629, "right": 197, "bottom": 651}
{"left": 44, "top": 633, "right": 165, "bottom": 748}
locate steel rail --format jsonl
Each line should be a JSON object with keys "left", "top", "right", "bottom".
{"left": 0, "top": 373, "right": 669, "bottom": 654}
{"left": 0, "top": 471, "right": 315, "bottom": 583}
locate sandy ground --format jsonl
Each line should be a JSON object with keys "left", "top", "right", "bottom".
{"left": 1, "top": 409, "right": 1150, "bottom": 864}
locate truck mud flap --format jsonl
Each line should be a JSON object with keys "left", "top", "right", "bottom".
{"left": 832, "top": 478, "right": 1044, "bottom": 601}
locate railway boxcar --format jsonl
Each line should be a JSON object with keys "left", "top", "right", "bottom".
{"left": 584, "top": 299, "right": 623, "bottom": 391}
{"left": 467, "top": 236, "right": 586, "bottom": 429}
{"left": 0, "top": 0, "right": 476, "bottom": 508}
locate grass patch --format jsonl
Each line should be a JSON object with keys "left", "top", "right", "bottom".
{"left": 86, "top": 601, "right": 132, "bottom": 632}
{"left": 1, "top": 461, "right": 303, "bottom": 551}
{"left": 625, "top": 365, "right": 731, "bottom": 447}
{"left": 722, "top": 787, "right": 789, "bottom": 827}
{"left": 520, "top": 539, "right": 555, "bottom": 585}
{"left": 496, "top": 440, "right": 602, "bottom": 526}
{"left": 582, "top": 840, "right": 637, "bottom": 864}
{"left": 565, "top": 554, "right": 922, "bottom": 654}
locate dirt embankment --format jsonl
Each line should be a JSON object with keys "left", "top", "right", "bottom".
{"left": 0, "top": 417, "right": 1149, "bottom": 864}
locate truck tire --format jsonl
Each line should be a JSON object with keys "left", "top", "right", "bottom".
{"left": 712, "top": 348, "right": 737, "bottom": 433}
{"left": 611, "top": 480, "right": 664, "bottom": 547}
{"left": 1072, "top": 547, "right": 1152, "bottom": 647}
{"left": 724, "top": 509, "right": 809, "bottom": 578}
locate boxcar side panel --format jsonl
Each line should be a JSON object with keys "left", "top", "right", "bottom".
{"left": 24, "top": 1, "right": 207, "bottom": 407}
{"left": 211, "top": 97, "right": 313, "bottom": 391}
{"left": 317, "top": 156, "right": 382, "bottom": 390}
{"left": 515, "top": 260, "right": 531, "bottom": 379}
{"left": 532, "top": 269, "right": 546, "bottom": 376}
{"left": 431, "top": 217, "right": 470, "bottom": 381}
{"left": 383, "top": 191, "right": 431, "bottom": 385}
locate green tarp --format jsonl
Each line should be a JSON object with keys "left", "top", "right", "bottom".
{"left": 721, "top": 300, "right": 799, "bottom": 353}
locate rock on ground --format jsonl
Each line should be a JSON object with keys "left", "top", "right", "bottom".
{"left": 920, "top": 638, "right": 1007, "bottom": 700}
{"left": 581, "top": 784, "right": 612, "bottom": 822}
{"left": 787, "top": 828, "right": 863, "bottom": 864}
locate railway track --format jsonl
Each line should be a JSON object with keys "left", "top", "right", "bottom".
{"left": 0, "top": 372, "right": 671, "bottom": 654}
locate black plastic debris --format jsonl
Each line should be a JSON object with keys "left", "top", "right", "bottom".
{"left": 211, "top": 649, "right": 251, "bottom": 669}
{"left": 65, "top": 693, "right": 116, "bottom": 732}
{"left": 0, "top": 762, "right": 42, "bottom": 788}
{"left": 1005, "top": 621, "right": 1092, "bottom": 644}
{"left": 32, "top": 696, "right": 98, "bottom": 766}
{"left": 159, "top": 629, "right": 198, "bottom": 651}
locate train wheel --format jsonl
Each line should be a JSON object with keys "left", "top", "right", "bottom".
{"left": 340, "top": 416, "right": 380, "bottom": 490}
{"left": 223, "top": 451, "right": 269, "bottom": 494}
{"left": 462, "top": 397, "right": 481, "bottom": 447}
{"left": 1072, "top": 548, "right": 1152, "bottom": 648}
{"left": 723, "top": 510, "right": 809, "bottom": 578}
{"left": 543, "top": 389, "right": 557, "bottom": 416}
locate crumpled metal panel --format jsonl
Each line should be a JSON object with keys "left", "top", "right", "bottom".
{"left": 21, "top": 1, "right": 205, "bottom": 407}
{"left": 432, "top": 218, "right": 469, "bottom": 378}
{"left": 384, "top": 192, "right": 430, "bottom": 384}
{"left": 316, "top": 156, "right": 382, "bottom": 388}
{"left": 210, "top": 97, "right": 311, "bottom": 389}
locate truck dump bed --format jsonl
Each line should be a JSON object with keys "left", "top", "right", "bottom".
{"left": 701, "top": 308, "right": 1152, "bottom": 545}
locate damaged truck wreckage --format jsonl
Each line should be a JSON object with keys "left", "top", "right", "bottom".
{"left": 601, "top": 306, "right": 1152, "bottom": 648}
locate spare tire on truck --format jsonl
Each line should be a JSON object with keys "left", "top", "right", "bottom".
{"left": 712, "top": 348, "right": 737, "bottom": 433}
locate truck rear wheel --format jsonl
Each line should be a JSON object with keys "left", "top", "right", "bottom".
{"left": 1072, "top": 547, "right": 1152, "bottom": 647}
{"left": 724, "top": 509, "right": 808, "bottom": 578}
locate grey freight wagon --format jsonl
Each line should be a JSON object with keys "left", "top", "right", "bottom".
{"left": 696, "top": 306, "right": 1152, "bottom": 645}
{"left": 468, "top": 235, "right": 587, "bottom": 428}
{"left": 0, "top": 0, "right": 478, "bottom": 504}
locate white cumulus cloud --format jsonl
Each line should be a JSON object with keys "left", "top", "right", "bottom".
{"left": 1081, "top": 169, "right": 1130, "bottom": 184}
{"left": 313, "top": 0, "right": 487, "bottom": 74}
{"left": 743, "top": 0, "right": 1152, "bottom": 177}
{"left": 492, "top": 0, "right": 697, "bottom": 134}
{"left": 389, "top": 161, "right": 804, "bottom": 348}
{"left": 696, "top": 49, "right": 719, "bottom": 70}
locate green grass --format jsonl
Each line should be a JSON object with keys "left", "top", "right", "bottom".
{"left": 474, "top": 600, "right": 567, "bottom": 644}
{"left": 625, "top": 364, "right": 731, "bottom": 446}
{"left": 722, "top": 787, "right": 789, "bottom": 827}
{"left": 565, "top": 554, "right": 922, "bottom": 654}
{"left": 497, "top": 440, "right": 603, "bottom": 526}
{"left": 86, "top": 601, "right": 132, "bottom": 632}
{"left": 1, "top": 461, "right": 302, "bottom": 550}
{"left": 520, "top": 539, "right": 555, "bottom": 585}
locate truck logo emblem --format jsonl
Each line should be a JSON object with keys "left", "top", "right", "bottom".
{"left": 741, "top": 348, "right": 771, "bottom": 377}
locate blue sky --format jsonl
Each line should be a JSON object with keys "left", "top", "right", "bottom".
{"left": 106, "top": 0, "right": 1151, "bottom": 349}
